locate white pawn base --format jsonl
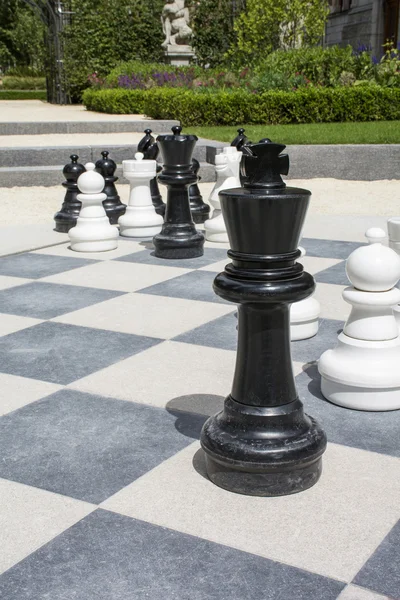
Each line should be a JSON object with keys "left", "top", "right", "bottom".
{"left": 393, "top": 305, "right": 400, "bottom": 331}
{"left": 204, "top": 211, "right": 228, "bottom": 243}
{"left": 69, "top": 216, "right": 118, "bottom": 253}
{"left": 119, "top": 206, "right": 163, "bottom": 239}
{"left": 290, "top": 296, "right": 320, "bottom": 341}
{"left": 319, "top": 332, "right": 400, "bottom": 411}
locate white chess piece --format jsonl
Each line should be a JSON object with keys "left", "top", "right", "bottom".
{"left": 204, "top": 146, "right": 242, "bottom": 243}
{"left": 69, "top": 162, "right": 118, "bottom": 252}
{"left": 318, "top": 227, "right": 400, "bottom": 411}
{"left": 119, "top": 152, "right": 163, "bottom": 238}
{"left": 387, "top": 217, "right": 400, "bottom": 329}
{"left": 290, "top": 246, "right": 320, "bottom": 340}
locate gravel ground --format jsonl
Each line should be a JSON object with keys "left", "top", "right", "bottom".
{"left": 1, "top": 179, "right": 400, "bottom": 228}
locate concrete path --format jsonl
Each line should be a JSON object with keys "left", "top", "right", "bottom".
{"left": 0, "top": 100, "right": 145, "bottom": 122}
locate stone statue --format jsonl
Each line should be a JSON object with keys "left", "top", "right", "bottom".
{"left": 161, "top": 0, "right": 192, "bottom": 48}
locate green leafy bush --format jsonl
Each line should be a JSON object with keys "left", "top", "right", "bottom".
{"left": 83, "top": 86, "right": 400, "bottom": 125}
{"left": 143, "top": 87, "right": 400, "bottom": 125}
{"left": 375, "top": 43, "right": 400, "bottom": 87}
{"left": 1, "top": 76, "right": 46, "bottom": 90}
{"left": 82, "top": 88, "right": 148, "bottom": 114}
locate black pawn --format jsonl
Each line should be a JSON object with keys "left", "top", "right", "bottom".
{"left": 54, "top": 154, "right": 86, "bottom": 233}
{"left": 95, "top": 151, "right": 126, "bottom": 224}
{"left": 153, "top": 126, "right": 204, "bottom": 259}
{"left": 200, "top": 138, "right": 327, "bottom": 497}
{"left": 188, "top": 159, "right": 210, "bottom": 224}
{"left": 138, "top": 128, "right": 166, "bottom": 217}
{"left": 231, "top": 127, "right": 251, "bottom": 151}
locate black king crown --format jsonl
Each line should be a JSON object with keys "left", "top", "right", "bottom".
{"left": 200, "top": 136, "right": 327, "bottom": 497}
{"left": 240, "top": 138, "right": 289, "bottom": 189}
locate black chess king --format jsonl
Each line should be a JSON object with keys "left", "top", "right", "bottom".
{"left": 200, "top": 138, "right": 327, "bottom": 496}
{"left": 153, "top": 126, "right": 204, "bottom": 259}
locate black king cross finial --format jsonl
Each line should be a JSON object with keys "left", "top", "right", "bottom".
{"left": 240, "top": 138, "right": 290, "bottom": 189}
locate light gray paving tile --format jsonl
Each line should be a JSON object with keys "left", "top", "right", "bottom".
{"left": 69, "top": 340, "right": 235, "bottom": 410}
{"left": 55, "top": 293, "right": 234, "bottom": 339}
{"left": 0, "top": 478, "right": 95, "bottom": 575}
{"left": 102, "top": 442, "right": 400, "bottom": 582}
{"left": 0, "top": 373, "right": 62, "bottom": 416}
{"left": 337, "top": 585, "right": 391, "bottom": 600}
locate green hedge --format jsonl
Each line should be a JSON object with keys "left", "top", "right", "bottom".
{"left": 1, "top": 76, "right": 46, "bottom": 90}
{"left": 0, "top": 90, "right": 46, "bottom": 100}
{"left": 83, "top": 86, "right": 400, "bottom": 125}
{"left": 82, "top": 88, "right": 148, "bottom": 114}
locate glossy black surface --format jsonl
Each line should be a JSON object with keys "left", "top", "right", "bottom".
{"left": 153, "top": 127, "right": 204, "bottom": 259}
{"left": 231, "top": 127, "right": 252, "bottom": 151}
{"left": 54, "top": 155, "right": 85, "bottom": 233}
{"left": 200, "top": 138, "right": 327, "bottom": 496}
{"left": 138, "top": 128, "right": 166, "bottom": 217}
{"left": 95, "top": 151, "right": 126, "bottom": 224}
{"left": 189, "top": 158, "right": 210, "bottom": 224}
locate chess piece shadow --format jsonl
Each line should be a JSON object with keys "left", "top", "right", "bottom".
{"left": 166, "top": 394, "right": 224, "bottom": 440}
{"left": 192, "top": 448, "right": 210, "bottom": 481}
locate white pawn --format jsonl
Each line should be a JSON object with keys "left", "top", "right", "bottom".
{"left": 318, "top": 227, "right": 400, "bottom": 411}
{"left": 119, "top": 152, "right": 163, "bottom": 238}
{"left": 204, "top": 146, "right": 242, "bottom": 243}
{"left": 387, "top": 217, "right": 400, "bottom": 329}
{"left": 290, "top": 246, "right": 320, "bottom": 340}
{"left": 69, "top": 162, "right": 118, "bottom": 252}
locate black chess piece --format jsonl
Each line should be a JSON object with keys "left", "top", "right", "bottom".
{"left": 95, "top": 151, "right": 126, "bottom": 224}
{"left": 189, "top": 158, "right": 210, "bottom": 224}
{"left": 138, "top": 128, "right": 166, "bottom": 217}
{"left": 54, "top": 154, "right": 86, "bottom": 233}
{"left": 200, "top": 138, "right": 327, "bottom": 497}
{"left": 153, "top": 126, "right": 205, "bottom": 259}
{"left": 231, "top": 127, "right": 251, "bottom": 151}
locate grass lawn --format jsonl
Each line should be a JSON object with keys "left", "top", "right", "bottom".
{"left": 191, "top": 121, "right": 400, "bottom": 144}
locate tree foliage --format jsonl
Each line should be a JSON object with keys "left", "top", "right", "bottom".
{"left": 191, "top": 0, "right": 245, "bottom": 68}
{"left": 63, "top": 0, "right": 165, "bottom": 101}
{"left": 0, "top": 0, "right": 45, "bottom": 73}
{"left": 228, "top": 0, "right": 329, "bottom": 68}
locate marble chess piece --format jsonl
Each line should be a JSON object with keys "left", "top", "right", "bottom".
{"left": 69, "top": 163, "right": 119, "bottom": 252}
{"left": 319, "top": 227, "right": 400, "bottom": 411}
{"left": 54, "top": 154, "right": 85, "bottom": 233}
{"left": 204, "top": 147, "right": 242, "bottom": 243}
{"left": 201, "top": 138, "right": 326, "bottom": 496}
{"left": 118, "top": 152, "right": 163, "bottom": 238}
{"left": 153, "top": 126, "right": 204, "bottom": 259}
{"left": 387, "top": 217, "right": 400, "bottom": 328}
{"left": 290, "top": 245, "right": 320, "bottom": 340}
{"left": 95, "top": 151, "right": 126, "bottom": 224}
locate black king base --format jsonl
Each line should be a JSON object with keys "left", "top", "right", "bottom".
{"left": 153, "top": 126, "right": 204, "bottom": 259}
{"left": 200, "top": 138, "right": 327, "bottom": 496}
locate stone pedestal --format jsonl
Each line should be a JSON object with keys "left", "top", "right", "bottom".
{"left": 200, "top": 139, "right": 327, "bottom": 496}
{"left": 165, "top": 44, "right": 194, "bottom": 66}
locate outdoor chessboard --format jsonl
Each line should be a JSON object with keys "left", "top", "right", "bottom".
{"left": 0, "top": 234, "right": 399, "bottom": 600}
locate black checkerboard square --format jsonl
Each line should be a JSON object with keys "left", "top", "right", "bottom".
{"left": 0, "top": 281, "right": 126, "bottom": 319}
{"left": 0, "top": 509, "right": 345, "bottom": 600}
{"left": 0, "top": 389, "right": 197, "bottom": 503}
{"left": 115, "top": 246, "right": 229, "bottom": 270}
{"left": 0, "top": 321, "right": 161, "bottom": 384}
{"left": 0, "top": 252, "right": 97, "bottom": 279}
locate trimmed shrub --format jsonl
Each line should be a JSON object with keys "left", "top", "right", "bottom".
{"left": 0, "top": 90, "right": 46, "bottom": 100}
{"left": 1, "top": 76, "right": 46, "bottom": 90}
{"left": 83, "top": 86, "right": 400, "bottom": 125}
{"left": 82, "top": 88, "right": 148, "bottom": 114}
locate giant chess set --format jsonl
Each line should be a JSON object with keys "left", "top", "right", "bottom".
{"left": 0, "top": 127, "right": 399, "bottom": 599}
